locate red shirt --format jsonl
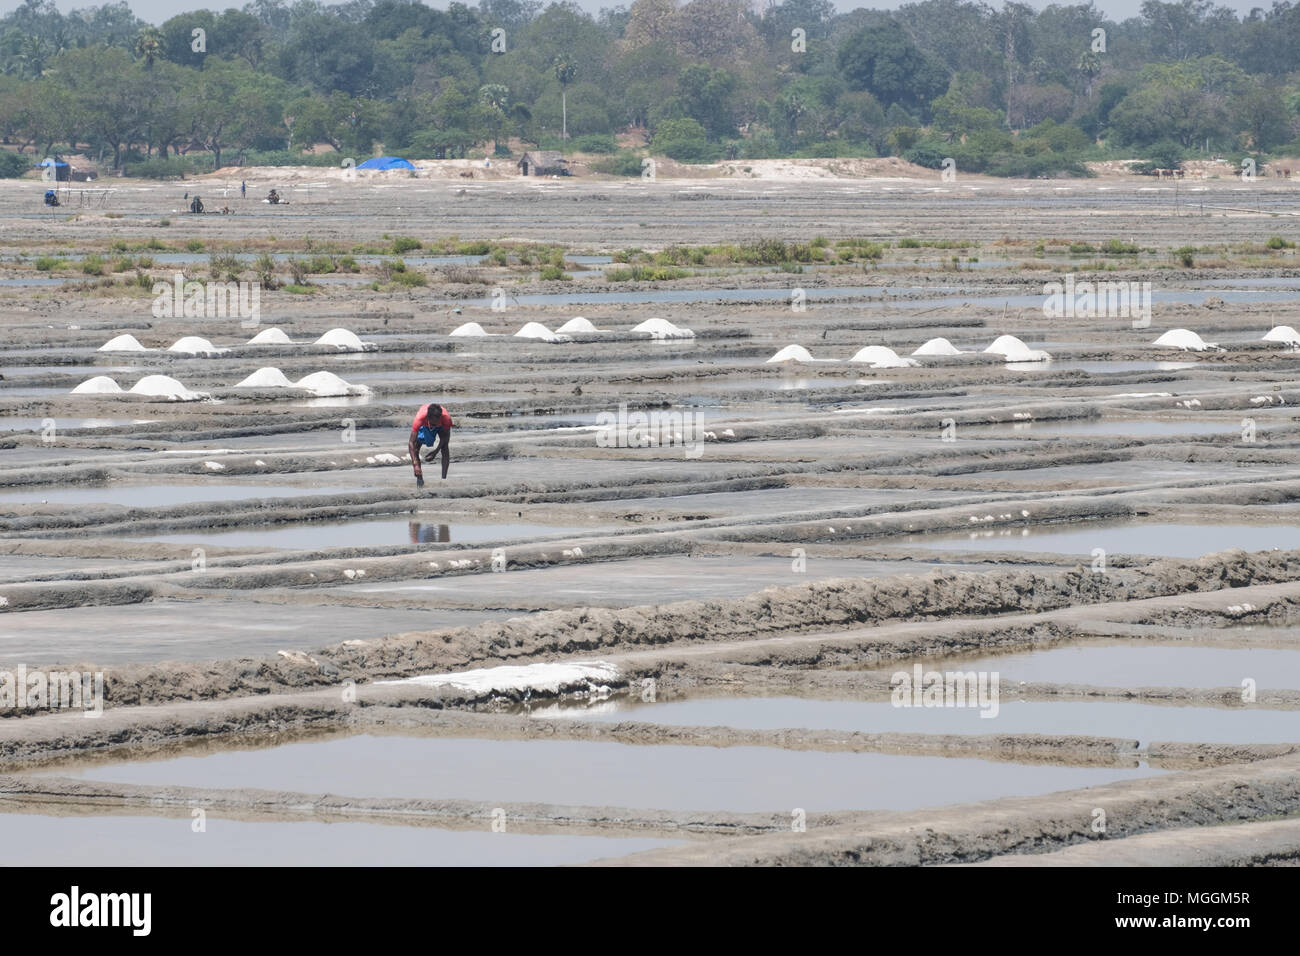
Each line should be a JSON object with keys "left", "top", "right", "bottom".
{"left": 411, "top": 404, "right": 452, "bottom": 435}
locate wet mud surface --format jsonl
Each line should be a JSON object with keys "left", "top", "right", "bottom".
{"left": 3, "top": 176, "right": 1300, "bottom": 864}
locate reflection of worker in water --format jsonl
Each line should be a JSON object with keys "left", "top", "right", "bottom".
{"left": 409, "top": 402, "right": 452, "bottom": 489}
{"left": 408, "top": 522, "right": 451, "bottom": 544}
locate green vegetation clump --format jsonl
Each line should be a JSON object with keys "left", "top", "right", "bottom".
{"left": 0, "top": 150, "right": 30, "bottom": 178}
{"left": 835, "top": 239, "right": 885, "bottom": 260}
{"left": 593, "top": 152, "right": 648, "bottom": 177}
{"left": 1100, "top": 238, "right": 1140, "bottom": 255}
{"left": 605, "top": 265, "right": 691, "bottom": 281}
{"left": 377, "top": 258, "right": 427, "bottom": 287}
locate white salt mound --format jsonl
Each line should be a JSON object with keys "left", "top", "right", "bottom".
{"left": 247, "top": 327, "right": 293, "bottom": 345}
{"left": 449, "top": 322, "right": 491, "bottom": 337}
{"left": 98, "top": 334, "right": 147, "bottom": 352}
{"left": 236, "top": 367, "right": 295, "bottom": 389}
{"left": 294, "top": 371, "right": 371, "bottom": 397}
{"left": 767, "top": 344, "right": 816, "bottom": 363}
{"left": 632, "top": 317, "right": 694, "bottom": 339}
{"left": 168, "top": 336, "right": 226, "bottom": 354}
{"left": 1262, "top": 326, "right": 1300, "bottom": 345}
{"left": 129, "top": 375, "right": 207, "bottom": 400}
{"left": 911, "top": 337, "right": 964, "bottom": 357}
{"left": 314, "top": 328, "right": 373, "bottom": 351}
{"left": 849, "top": 346, "right": 919, "bottom": 368}
{"left": 555, "top": 316, "right": 603, "bottom": 334}
{"left": 514, "top": 322, "right": 571, "bottom": 342}
{"left": 984, "top": 334, "right": 1052, "bottom": 362}
{"left": 71, "top": 376, "right": 123, "bottom": 395}
{"left": 377, "top": 661, "right": 619, "bottom": 694}
{"left": 1153, "top": 328, "right": 1217, "bottom": 351}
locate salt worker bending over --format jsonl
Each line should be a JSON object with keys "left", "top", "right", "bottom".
{"left": 409, "top": 402, "right": 452, "bottom": 489}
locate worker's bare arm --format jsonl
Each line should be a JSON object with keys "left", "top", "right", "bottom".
{"left": 409, "top": 434, "right": 423, "bottom": 484}
{"left": 440, "top": 430, "right": 450, "bottom": 479}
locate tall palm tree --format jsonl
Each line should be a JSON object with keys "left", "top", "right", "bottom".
{"left": 552, "top": 55, "right": 576, "bottom": 141}
{"left": 16, "top": 34, "right": 54, "bottom": 79}
{"left": 134, "top": 27, "right": 163, "bottom": 69}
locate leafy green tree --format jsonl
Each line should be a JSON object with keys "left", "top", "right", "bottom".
{"left": 50, "top": 44, "right": 145, "bottom": 170}
{"left": 0, "top": 148, "right": 30, "bottom": 177}
{"left": 651, "top": 116, "right": 718, "bottom": 161}
{"left": 1107, "top": 56, "right": 1244, "bottom": 146}
{"left": 674, "top": 65, "right": 738, "bottom": 139}
{"left": 837, "top": 20, "right": 948, "bottom": 116}
{"left": 930, "top": 89, "right": 1001, "bottom": 136}
{"left": 1235, "top": 86, "right": 1290, "bottom": 151}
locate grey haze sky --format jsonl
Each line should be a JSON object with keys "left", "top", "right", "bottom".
{"left": 0, "top": 0, "right": 1282, "bottom": 25}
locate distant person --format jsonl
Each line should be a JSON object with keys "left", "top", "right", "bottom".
{"left": 43, "top": 189, "right": 59, "bottom": 207}
{"left": 266, "top": 188, "right": 281, "bottom": 203}
{"left": 409, "top": 402, "right": 452, "bottom": 489}
{"left": 189, "top": 196, "right": 204, "bottom": 214}
{"left": 240, "top": 180, "right": 247, "bottom": 199}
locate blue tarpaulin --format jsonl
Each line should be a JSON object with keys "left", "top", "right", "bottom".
{"left": 356, "top": 156, "right": 416, "bottom": 170}
{"left": 35, "top": 158, "right": 70, "bottom": 181}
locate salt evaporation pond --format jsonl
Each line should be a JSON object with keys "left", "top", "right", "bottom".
{"left": 0, "top": 813, "right": 678, "bottom": 867}
{"left": 536, "top": 696, "right": 1300, "bottom": 747}
{"left": 136, "top": 518, "right": 591, "bottom": 549}
{"left": 905, "top": 522, "right": 1300, "bottom": 558}
{"left": 924, "top": 644, "right": 1300, "bottom": 691}
{"left": 54, "top": 734, "right": 1166, "bottom": 813}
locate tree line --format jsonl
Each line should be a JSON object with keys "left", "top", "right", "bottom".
{"left": 1, "top": 0, "right": 1298, "bottom": 178}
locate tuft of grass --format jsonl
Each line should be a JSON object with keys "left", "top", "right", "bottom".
{"left": 835, "top": 240, "right": 884, "bottom": 261}
{"left": 254, "top": 252, "right": 280, "bottom": 290}
{"left": 605, "top": 265, "right": 691, "bottom": 282}
{"left": 539, "top": 264, "right": 571, "bottom": 281}
{"left": 209, "top": 253, "right": 243, "bottom": 282}
{"left": 1100, "top": 238, "right": 1140, "bottom": 255}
